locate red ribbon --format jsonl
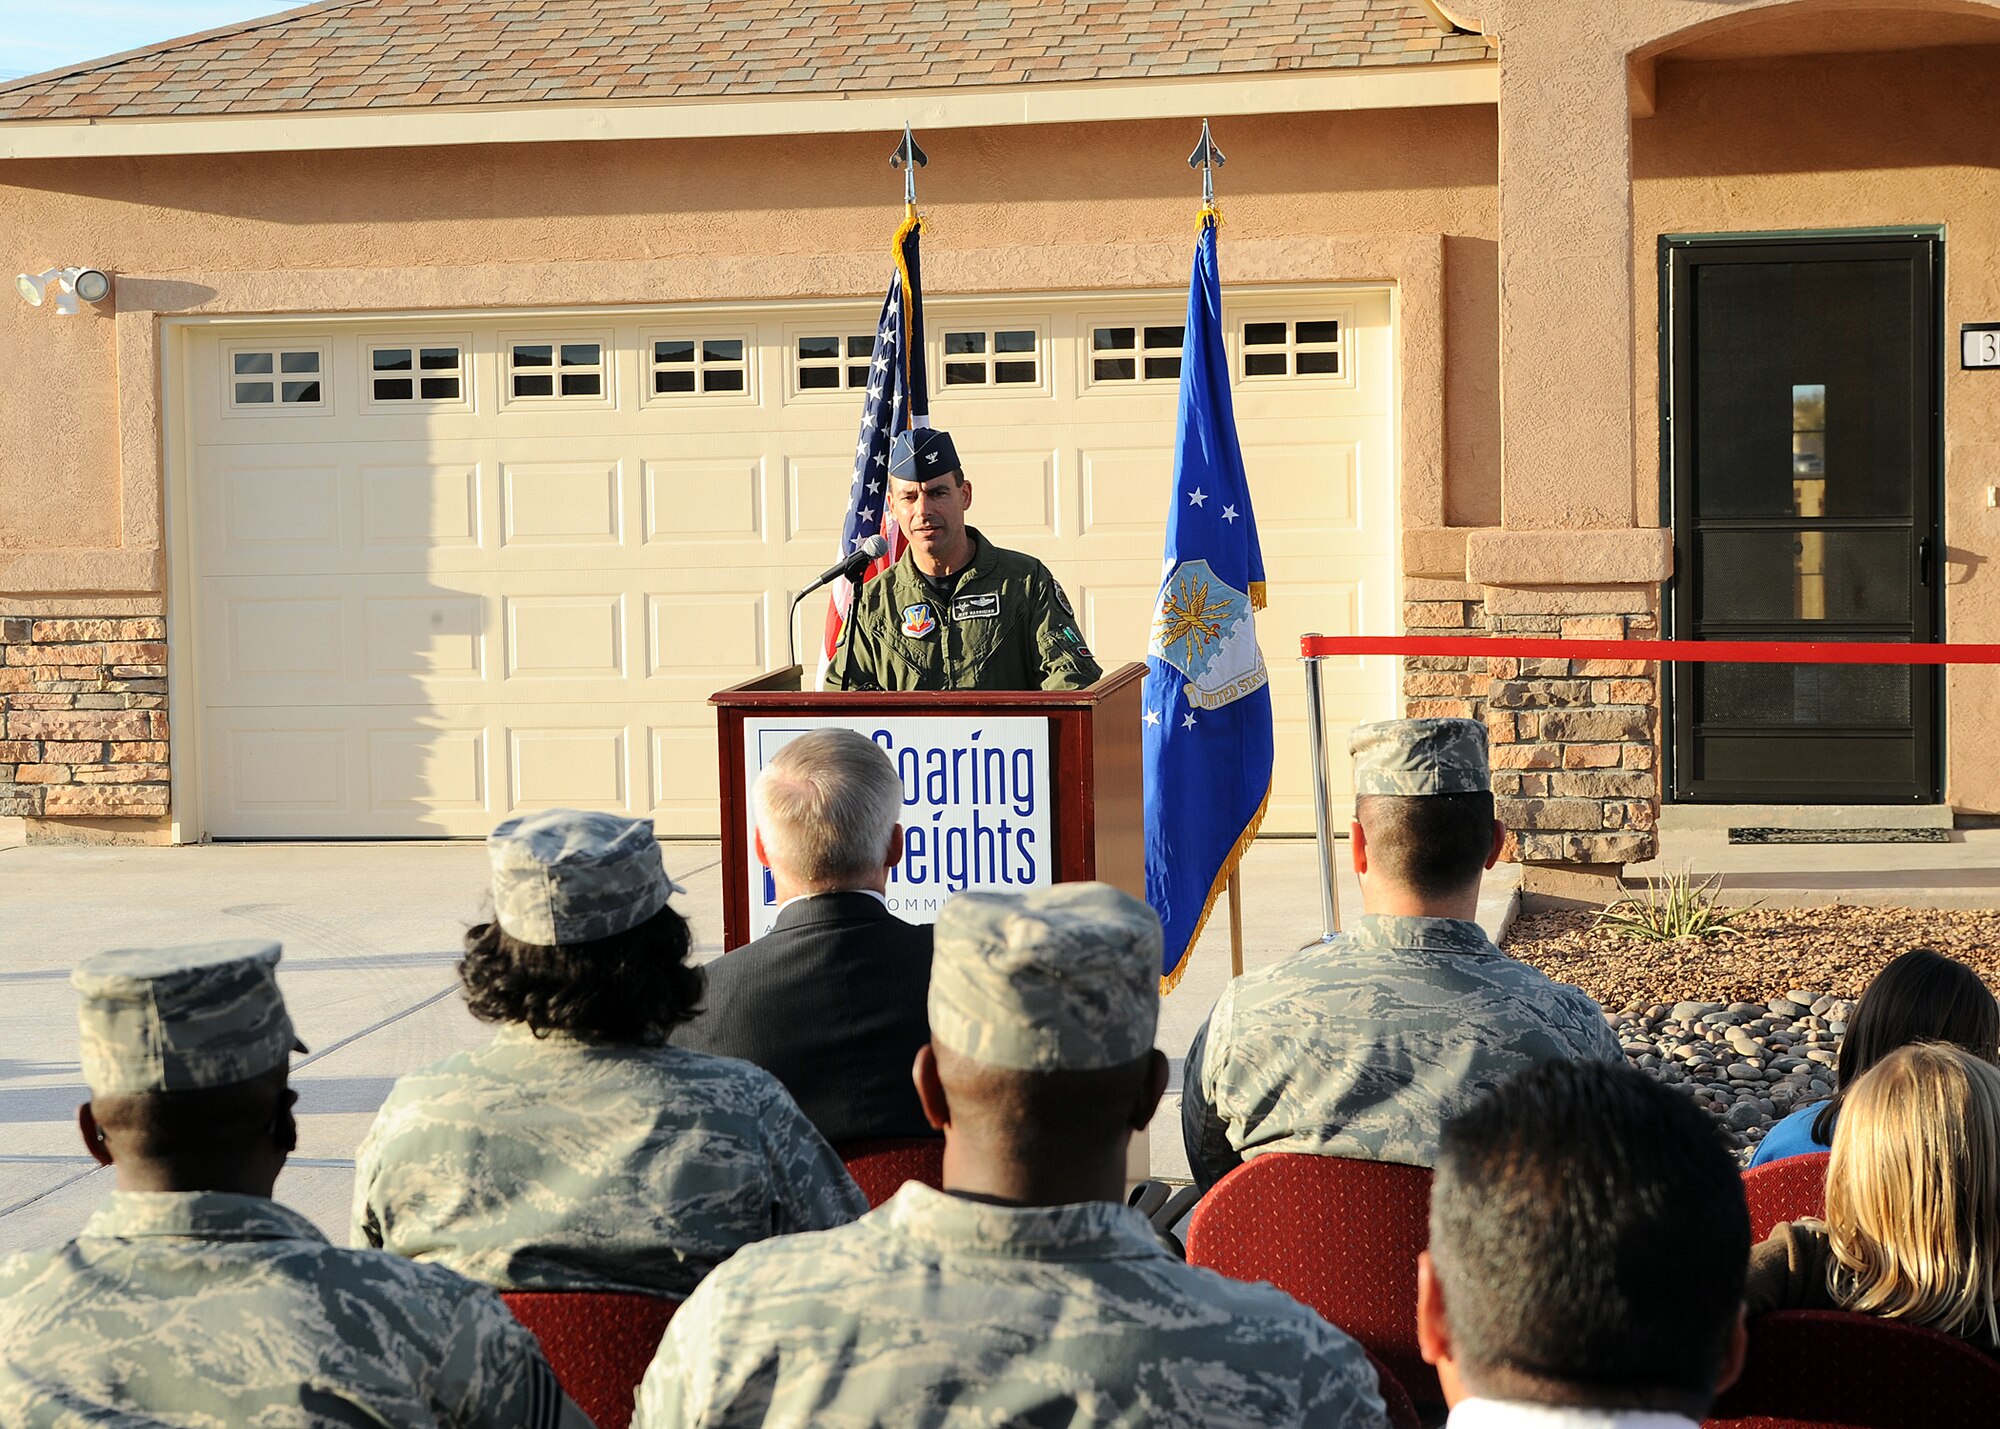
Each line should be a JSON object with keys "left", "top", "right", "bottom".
{"left": 1297, "top": 636, "right": 2000, "bottom": 666}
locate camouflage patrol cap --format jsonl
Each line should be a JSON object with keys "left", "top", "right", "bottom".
{"left": 889, "top": 426, "right": 962, "bottom": 482}
{"left": 929, "top": 882, "right": 1161, "bottom": 1072}
{"left": 488, "top": 808, "right": 687, "bottom": 946}
{"left": 1350, "top": 717, "right": 1490, "bottom": 796}
{"left": 72, "top": 940, "right": 307, "bottom": 1095}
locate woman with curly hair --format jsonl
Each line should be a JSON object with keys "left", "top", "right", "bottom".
{"left": 352, "top": 809, "right": 867, "bottom": 1299}
{"left": 1747, "top": 1041, "right": 2000, "bottom": 1356}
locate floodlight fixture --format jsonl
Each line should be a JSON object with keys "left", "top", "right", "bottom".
{"left": 14, "top": 265, "right": 111, "bottom": 315}
{"left": 15, "top": 268, "right": 55, "bottom": 307}
{"left": 68, "top": 268, "right": 109, "bottom": 303}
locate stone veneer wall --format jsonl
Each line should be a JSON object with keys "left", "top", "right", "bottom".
{"left": 0, "top": 615, "right": 169, "bottom": 823}
{"left": 1401, "top": 596, "right": 1660, "bottom": 867}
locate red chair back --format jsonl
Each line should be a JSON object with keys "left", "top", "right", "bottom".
{"left": 1185, "top": 1153, "right": 1439, "bottom": 1409}
{"left": 839, "top": 1137, "right": 945, "bottom": 1208}
{"left": 501, "top": 1290, "right": 678, "bottom": 1429}
{"left": 1742, "top": 1152, "right": 1830, "bottom": 1242}
{"left": 1706, "top": 1309, "right": 2000, "bottom": 1428}
{"left": 1364, "top": 1348, "right": 1422, "bottom": 1429}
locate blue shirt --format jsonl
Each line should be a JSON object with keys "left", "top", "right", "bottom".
{"left": 1748, "top": 1102, "right": 1834, "bottom": 1167}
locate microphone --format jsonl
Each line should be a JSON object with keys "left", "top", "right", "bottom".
{"left": 785, "top": 534, "right": 891, "bottom": 672}
{"left": 802, "top": 534, "right": 890, "bottom": 598}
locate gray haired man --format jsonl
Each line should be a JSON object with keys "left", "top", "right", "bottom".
{"left": 1182, "top": 717, "right": 1621, "bottom": 1190}
{"left": 0, "top": 941, "right": 590, "bottom": 1427}
{"left": 637, "top": 883, "right": 1389, "bottom": 1429}
{"left": 675, "top": 727, "right": 937, "bottom": 1145}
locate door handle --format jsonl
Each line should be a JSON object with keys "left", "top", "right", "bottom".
{"left": 1918, "top": 535, "right": 1934, "bottom": 587}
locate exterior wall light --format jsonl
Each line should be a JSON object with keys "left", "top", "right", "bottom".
{"left": 15, "top": 266, "right": 110, "bottom": 314}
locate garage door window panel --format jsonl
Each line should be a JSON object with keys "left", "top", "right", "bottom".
{"left": 1240, "top": 317, "right": 1350, "bottom": 383}
{"left": 367, "top": 342, "right": 468, "bottom": 407}
{"left": 505, "top": 336, "right": 611, "bottom": 406}
{"left": 792, "top": 332, "right": 878, "bottom": 395}
{"left": 1088, "top": 323, "right": 1184, "bottom": 386}
{"left": 226, "top": 343, "right": 328, "bottom": 414}
{"left": 941, "top": 327, "right": 1045, "bottom": 391}
{"left": 648, "top": 334, "right": 753, "bottom": 402}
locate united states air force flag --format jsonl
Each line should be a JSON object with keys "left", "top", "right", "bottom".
{"left": 1144, "top": 214, "right": 1273, "bottom": 991}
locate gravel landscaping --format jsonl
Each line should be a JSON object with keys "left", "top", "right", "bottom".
{"left": 1505, "top": 906, "right": 2000, "bottom": 1156}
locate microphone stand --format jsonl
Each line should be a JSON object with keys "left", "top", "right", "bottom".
{"left": 830, "top": 567, "right": 871, "bottom": 691}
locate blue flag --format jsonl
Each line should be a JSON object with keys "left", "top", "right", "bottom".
{"left": 1144, "top": 215, "right": 1274, "bottom": 991}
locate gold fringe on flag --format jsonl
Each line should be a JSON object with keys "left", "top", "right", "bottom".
{"left": 1159, "top": 777, "right": 1271, "bottom": 995}
{"left": 1249, "top": 580, "right": 1266, "bottom": 612}
{"left": 893, "top": 207, "right": 922, "bottom": 430}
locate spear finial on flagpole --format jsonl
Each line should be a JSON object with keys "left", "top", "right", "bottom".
{"left": 891, "top": 123, "right": 928, "bottom": 213}
{"left": 1188, "top": 118, "right": 1224, "bottom": 226}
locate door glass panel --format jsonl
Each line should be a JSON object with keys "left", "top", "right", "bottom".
{"left": 1698, "top": 531, "right": 1910, "bottom": 624}
{"left": 1692, "top": 260, "right": 1913, "bottom": 519}
{"left": 1697, "top": 663, "right": 1912, "bottom": 727}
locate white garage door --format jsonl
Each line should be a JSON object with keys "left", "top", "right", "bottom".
{"left": 180, "top": 288, "right": 1395, "bottom": 839}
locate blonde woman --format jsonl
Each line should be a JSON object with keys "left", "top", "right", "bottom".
{"left": 1746, "top": 1042, "right": 2000, "bottom": 1356}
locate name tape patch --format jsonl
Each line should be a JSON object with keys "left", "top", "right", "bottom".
{"left": 951, "top": 592, "right": 1000, "bottom": 622}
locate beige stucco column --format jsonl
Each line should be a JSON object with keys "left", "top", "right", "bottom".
{"left": 1492, "top": 0, "right": 1638, "bottom": 534}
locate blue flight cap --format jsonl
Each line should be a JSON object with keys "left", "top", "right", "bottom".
{"left": 889, "top": 426, "right": 962, "bottom": 482}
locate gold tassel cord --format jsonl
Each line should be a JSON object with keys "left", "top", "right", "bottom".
{"left": 1248, "top": 579, "right": 1266, "bottom": 612}
{"left": 892, "top": 209, "right": 923, "bottom": 432}
{"left": 1158, "top": 777, "right": 1272, "bottom": 996}
{"left": 1197, "top": 202, "right": 1224, "bottom": 232}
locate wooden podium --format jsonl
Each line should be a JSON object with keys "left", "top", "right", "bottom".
{"left": 711, "top": 662, "right": 1146, "bottom": 951}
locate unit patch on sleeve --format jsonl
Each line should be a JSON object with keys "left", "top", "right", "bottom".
{"left": 950, "top": 592, "right": 1000, "bottom": 622}
{"left": 901, "top": 602, "right": 937, "bottom": 638}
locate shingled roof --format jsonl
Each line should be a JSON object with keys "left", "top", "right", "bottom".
{"left": 0, "top": 0, "right": 1492, "bottom": 124}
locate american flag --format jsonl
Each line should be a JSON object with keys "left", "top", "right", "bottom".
{"left": 818, "top": 214, "right": 927, "bottom": 685}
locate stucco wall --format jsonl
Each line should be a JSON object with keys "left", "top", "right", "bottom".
{"left": 0, "top": 105, "right": 1501, "bottom": 581}
{"left": 1633, "top": 44, "right": 2000, "bottom": 811}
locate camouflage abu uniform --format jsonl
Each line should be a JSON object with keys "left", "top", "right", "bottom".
{"left": 827, "top": 527, "right": 1101, "bottom": 692}
{"left": 0, "top": 940, "right": 586, "bottom": 1428}
{"left": 636, "top": 884, "right": 1388, "bottom": 1429}
{"left": 1183, "top": 720, "right": 1620, "bottom": 1188}
{"left": 354, "top": 809, "right": 867, "bottom": 1297}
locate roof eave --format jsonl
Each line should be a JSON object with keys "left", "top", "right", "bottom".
{"left": 0, "top": 61, "right": 1498, "bottom": 162}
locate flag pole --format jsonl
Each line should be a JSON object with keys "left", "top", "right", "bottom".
{"left": 1189, "top": 117, "right": 1224, "bottom": 224}
{"left": 1196, "top": 115, "right": 1244, "bottom": 982}
{"left": 892, "top": 123, "right": 926, "bottom": 213}
{"left": 1227, "top": 871, "right": 1244, "bottom": 978}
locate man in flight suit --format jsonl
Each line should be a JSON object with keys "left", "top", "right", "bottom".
{"left": 826, "top": 426, "right": 1102, "bottom": 691}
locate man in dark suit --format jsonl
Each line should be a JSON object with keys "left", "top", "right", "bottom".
{"left": 676, "top": 728, "right": 936, "bottom": 1146}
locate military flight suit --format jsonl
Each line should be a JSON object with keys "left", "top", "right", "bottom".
{"left": 826, "top": 528, "right": 1102, "bottom": 691}
{"left": 1183, "top": 913, "right": 1621, "bottom": 1190}
{"left": 634, "top": 1179, "right": 1388, "bottom": 1428}
{"left": 0, "top": 1190, "right": 587, "bottom": 1427}
{"left": 353, "top": 1025, "right": 869, "bottom": 1298}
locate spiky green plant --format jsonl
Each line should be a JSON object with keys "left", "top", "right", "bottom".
{"left": 1595, "top": 867, "right": 1746, "bottom": 943}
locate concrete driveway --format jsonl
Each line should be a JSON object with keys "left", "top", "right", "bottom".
{"left": 0, "top": 834, "right": 1516, "bottom": 1255}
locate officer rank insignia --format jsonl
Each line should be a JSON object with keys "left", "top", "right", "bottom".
{"left": 901, "top": 602, "right": 937, "bottom": 638}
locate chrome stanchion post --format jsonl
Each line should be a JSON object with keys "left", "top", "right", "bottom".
{"left": 1300, "top": 634, "right": 1342, "bottom": 941}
